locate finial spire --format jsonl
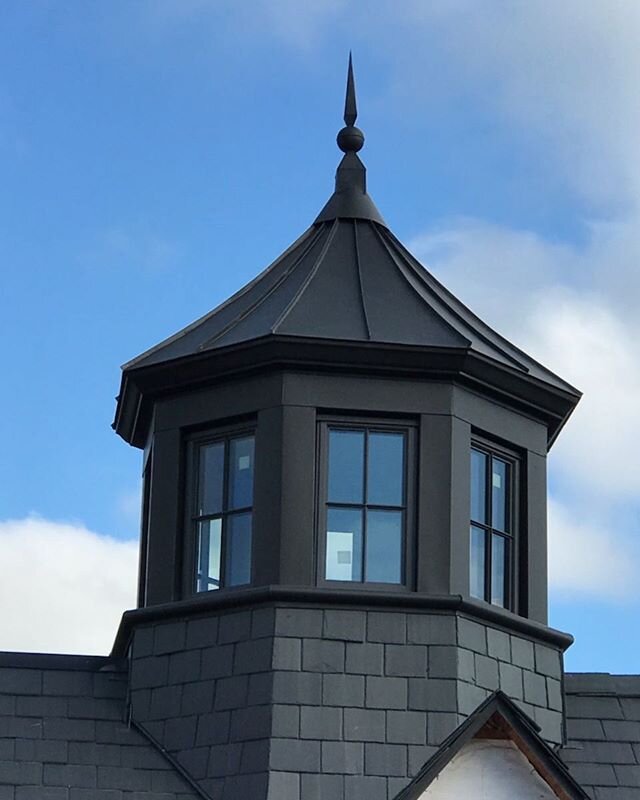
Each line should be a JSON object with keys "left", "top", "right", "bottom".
{"left": 337, "top": 53, "right": 364, "bottom": 154}
{"left": 344, "top": 51, "right": 357, "bottom": 127}
{"left": 314, "top": 53, "right": 385, "bottom": 226}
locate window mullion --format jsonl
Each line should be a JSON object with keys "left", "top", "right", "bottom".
{"left": 362, "top": 431, "right": 369, "bottom": 582}
{"left": 485, "top": 454, "right": 492, "bottom": 603}
{"left": 220, "top": 441, "right": 230, "bottom": 588}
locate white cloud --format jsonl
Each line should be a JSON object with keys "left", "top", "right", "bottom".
{"left": 548, "top": 498, "right": 637, "bottom": 601}
{"left": 409, "top": 218, "right": 640, "bottom": 598}
{"left": 0, "top": 516, "right": 137, "bottom": 655}
{"left": 411, "top": 220, "right": 640, "bottom": 501}
{"left": 392, "top": 4, "right": 640, "bottom": 601}
{"left": 377, "top": 2, "right": 640, "bottom": 212}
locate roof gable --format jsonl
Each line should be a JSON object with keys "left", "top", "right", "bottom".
{"left": 418, "top": 739, "right": 559, "bottom": 800}
{"left": 395, "top": 691, "right": 589, "bottom": 800}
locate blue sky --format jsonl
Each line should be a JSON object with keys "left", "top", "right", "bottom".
{"left": 1, "top": 2, "right": 639, "bottom": 669}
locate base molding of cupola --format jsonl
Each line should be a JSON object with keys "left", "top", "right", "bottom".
{"left": 122, "top": 595, "right": 568, "bottom": 800}
{"left": 113, "top": 586, "right": 573, "bottom": 658}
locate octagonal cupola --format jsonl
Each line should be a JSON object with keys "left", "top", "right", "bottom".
{"left": 114, "top": 57, "right": 580, "bottom": 631}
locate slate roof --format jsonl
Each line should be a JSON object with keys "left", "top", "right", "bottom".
{"left": 0, "top": 652, "right": 204, "bottom": 799}
{"left": 561, "top": 673, "right": 640, "bottom": 800}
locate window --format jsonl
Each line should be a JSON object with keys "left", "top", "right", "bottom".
{"left": 318, "top": 422, "right": 413, "bottom": 586}
{"left": 469, "top": 443, "right": 516, "bottom": 608}
{"left": 189, "top": 432, "right": 255, "bottom": 592}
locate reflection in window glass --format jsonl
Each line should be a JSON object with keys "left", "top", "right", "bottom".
{"left": 328, "top": 430, "right": 365, "bottom": 504}
{"left": 470, "top": 525, "right": 485, "bottom": 600}
{"left": 196, "top": 518, "right": 222, "bottom": 592}
{"left": 199, "top": 442, "right": 224, "bottom": 517}
{"left": 366, "top": 510, "right": 402, "bottom": 583}
{"left": 470, "top": 448, "right": 487, "bottom": 524}
{"left": 193, "top": 433, "right": 254, "bottom": 593}
{"left": 326, "top": 508, "right": 363, "bottom": 581}
{"left": 226, "top": 512, "right": 252, "bottom": 586}
{"left": 469, "top": 445, "right": 514, "bottom": 609}
{"left": 368, "top": 433, "right": 404, "bottom": 506}
{"left": 491, "top": 535, "right": 506, "bottom": 607}
{"left": 491, "top": 459, "right": 509, "bottom": 532}
{"left": 228, "top": 437, "right": 255, "bottom": 510}
{"left": 325, "top": 426, "right": 407, "bottom": 585}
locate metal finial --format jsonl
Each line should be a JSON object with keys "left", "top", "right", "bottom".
{"left": 344, "top": 52, "right": 357, "bottom": 126}
{"left": 337, "top": 53, "right": 365, "bottom": 154}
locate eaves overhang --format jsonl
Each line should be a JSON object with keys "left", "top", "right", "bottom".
{"left": 113, "top": 334, "right": 581, "bottom": 449}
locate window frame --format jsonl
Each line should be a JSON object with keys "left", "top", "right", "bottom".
{"left": 316, "top": 415, "right": 417, "bottom": 592}
{"left": 469, "top": 436, "right": 520, "bottom": 611}
{"left": 182, "top": 423, "right": 256, "bottom": 596}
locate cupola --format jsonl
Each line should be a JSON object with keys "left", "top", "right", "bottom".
{"left": 114, "top": 61, "right": 580, "bottom": 797}
{"left": 114, "top": 56, "right": 579, "bottom": 622}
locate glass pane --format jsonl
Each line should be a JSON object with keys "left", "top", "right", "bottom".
{"left": 196, "top": 518, "right": 221, "bottom": 592}
{"left": 365, "top": 510, "right": 402, "bottom": 583}
{"left": 470, "top": 525, "right": 486, "bottom": 600}
{"left": 198, "top": 442, "right": 224, "bottom": 516}
{"left": 228, "top": 436, "right": 255, "bottom": 510}
{"left": 328, "top": 430, "right": 364, "bottom": 504}
{"left": 368, "top": 432, "right": 405, "bottom": 507}
{"left": 226, "top": 512, "right": 252, "bottom": 586}
{"left": 491, "top": 535, "right": 507, "bottom": 607}
{"left": 491, "top": 458, "right": 509, "bottom": 532}
{"left": 326, "top": 507, "right": 363, "bottom": 581}
{"left": 470, "top": 448, "right": 487, "bottom": 524}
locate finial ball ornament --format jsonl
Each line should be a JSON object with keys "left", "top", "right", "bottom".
{"left": 337, "top": 125, "right": 365, "bottom": 153}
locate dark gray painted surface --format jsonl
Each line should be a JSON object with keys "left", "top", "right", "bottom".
{"left": 145, "top": 427, "right": 182, "bottom": 607}
{"left": 119, "top": 196, "right": 576, "bottom": 406}
{"left": 137, "top": 368, "right": 551, "bottom": 627}
{"left": 0, "top": 654, "right": 202, "bottom": 799}
{"left": 128, "top": 604, "right": 564, "bottom": 800}
{"left": 525, "top": 450, "right": 548, "bottom": 622}
{"left": 561, "top": 673, "right": 640, "bottom": 800}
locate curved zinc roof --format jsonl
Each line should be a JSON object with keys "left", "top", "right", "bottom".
{"left": 122, "top": 56, "right": 578, "bottom": 402}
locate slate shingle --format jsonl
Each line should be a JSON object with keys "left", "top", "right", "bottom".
{"left": 561, "top": 672, "right": 640, "bottom": 799}
{"left": 0, "top": 653, "right": 202, "bottom": 800}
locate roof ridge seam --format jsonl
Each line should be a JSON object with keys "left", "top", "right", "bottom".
{"left": 198, "top": 225, "right": 326, "bottom": 351}
{"left": 386, "top": 229, "right": 534, "bottom": 370}
{"left": 387, "top": 229, "right": 559, "bottom": 378}
{"left": 371, "top": 224, "right": 472, "bottom": 349}
{"left": 353, "top": 220, "right": 372, "bottom": 340}
{"left": 271, "top": 219, "right": 340, "bottom": 333}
